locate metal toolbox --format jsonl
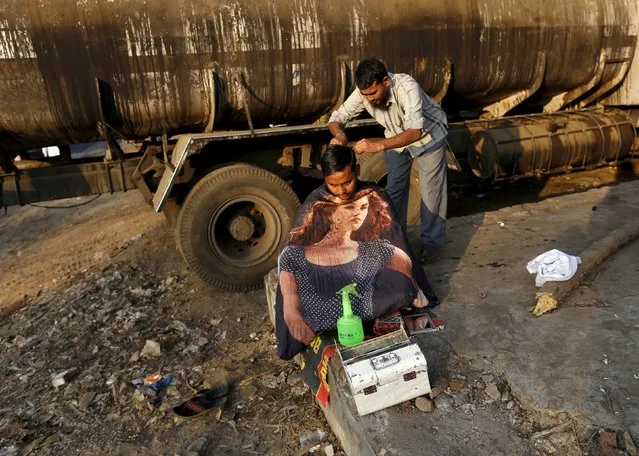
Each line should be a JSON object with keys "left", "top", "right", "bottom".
{"left": 337, "top": 328, "right": 431, "bottom": 416}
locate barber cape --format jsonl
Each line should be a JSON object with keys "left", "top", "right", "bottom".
{"left": 275, "top": 181, "right": 438, "bottom": 359}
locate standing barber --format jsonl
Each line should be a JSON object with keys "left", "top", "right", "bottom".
{"left": 328, "top": 57, "right": 448, "bottom": 263}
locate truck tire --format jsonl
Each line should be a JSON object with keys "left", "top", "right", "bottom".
{"left": 357, "top": 153, "right": 421, "bottom": 226}
{"left": 176, "top": 164, "right": 300, "bottom": 291}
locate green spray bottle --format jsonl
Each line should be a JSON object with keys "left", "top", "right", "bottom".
{"left": 336, "top": 282, "right": 364, "bottom": 346}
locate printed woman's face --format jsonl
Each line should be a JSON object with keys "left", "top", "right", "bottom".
{"left": 332, "top": 196, "right": 369, "bottom": 231}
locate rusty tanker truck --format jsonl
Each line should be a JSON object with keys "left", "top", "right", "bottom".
{"left": 1, "top": 0, "right": 638, "bottom": 290}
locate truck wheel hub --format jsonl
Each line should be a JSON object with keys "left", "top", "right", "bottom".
{"left": 229, "top": 215, "right": 255, "bottom": 241}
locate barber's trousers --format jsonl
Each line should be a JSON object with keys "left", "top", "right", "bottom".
{"left": 384, "top": 145, "right": 447, "bottom": 247}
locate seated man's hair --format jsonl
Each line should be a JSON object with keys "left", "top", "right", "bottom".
{"left": 355, "top": 58, "right": 388, "bottom": 89}
{"left": 320, "top": 145, "right": 357, "bottom": 176}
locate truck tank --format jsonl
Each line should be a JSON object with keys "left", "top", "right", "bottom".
{"left": 0, "top": 0, "right": 638, "bottom": 160}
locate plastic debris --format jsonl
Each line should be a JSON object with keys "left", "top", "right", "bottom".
{"left": 299, "top": 429, "right": 326, "bottom": 449}
{"left": 51, "top": 368, "right": 77, "bottom": 389}
{"left": 52, "top": 372, "right": 68, "bottom": 389}
{"left": 142, "top": 373, "right": 172, "bottom": 391}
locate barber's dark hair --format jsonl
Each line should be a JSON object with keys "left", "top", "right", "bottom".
{"left": 320, "top": 145, "right": 357, "bottom": 177}
{"left": 355, "top": 58, "right": 388, "bottom": 89}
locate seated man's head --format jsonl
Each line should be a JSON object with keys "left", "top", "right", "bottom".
{"left": 320, "top": 145, "right": 359, "bottom": 201}
{"left": 355, "top": 58, "right": 391, "bottom": 108}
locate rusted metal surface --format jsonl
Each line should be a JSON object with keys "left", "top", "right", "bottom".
{"left": 467, "top": 110, "right": 636, "bottom": 179}
{"left": 0, "top": 158, "right": 140, "bottom": 206}
{"left": 0, "top": 0, "right": 637, "bottom": 159}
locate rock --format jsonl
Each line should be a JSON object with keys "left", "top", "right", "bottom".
{"left": 324, "top": 444, "right": 335, "bottom": 456}
{"left": 429, "top": 386, "right": 443, "bottom": 400}
{"left": 37, "top": 414, "right": 54, "bottom": 424}
{"left": 165, "top": 385, "right": 180, "bottom": 397}
{"left": 165, "top": 276, "right": 175, "bottom": 287}
{"left": 140, "top": 340, "right": 161, "bottom": 358}
{"left": 291, "top": 386, "right": 307, "bottom": 396}
{"left": 132, "top": 390, "right": 146, "bottom": 405}
{"left": 171, "top": 320, "right": 189, "bottom": 332}
{"left": 193, "top": 336, "right": 208, "bottom": 347}
{"left": 182, "top": 344, "right": 200, "bottom": 354}
{"left": 11, "top": 335, "right": 27, "bottom": 347}
{"left": 461, "top": 403, "right": 476, "bottom": 414}
{"left": 261, "top": 374, "right": 280, "bottom": 389}
{"left": 506, "top": 401, "right": 515, "bottom": 410}
{"left": 239, "top": 384, "right": 258, "bottom": 400}
{"left": 186, "top": 436, "right": 208, "bottom": 455}
{"left": 434, "top": 395, "right": 453, "bottom": 412}
{"left": 485, "top": 383, "right": 501, "bottom": 401}
{"left": 287, "top": 375, "right": 304, "bottom": 387}
{"left": 63, "top": 382, "right": 80, "bottom": 398}
{"left": 128, "top": 351, "right": 140, "bottom": 363}
{"left": 600, "top": 431, "right": 617, "bottom": 448}
{"left": 249, "top": 332, "right": 258, "bottom": 340}
{"left": 623, "top": 431, "right": 639, "bottom": 456}
{"left": 448, "top": 379, "right": 465, "bottom": 392}
{"left": 158, "top": 401, "right": 173, "bottom": 412}
{"left": 501, "top": 392, "right": 510, "bottom": 402}
{"left": 415, "top": 397, "right": 433, "bottom": 412}
{"left": 547, "top": 431, "right": 578, "bottom": 451}
{"left": 482, "top": 374, "right": 494, "bottom": 383}
{"left": 0, "top": 445, "right": 19, "bottom": 456}
{"left": 521, "top": 421, "right": 534, "bottom": 434}
{"left": 78, "top": 391, "right": 96, "bottom": 411}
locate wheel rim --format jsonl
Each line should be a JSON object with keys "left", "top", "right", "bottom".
{"left": 207, "top": 195, "right": 282, "bottom": 267}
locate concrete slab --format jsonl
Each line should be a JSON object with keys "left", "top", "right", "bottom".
{"left": 318, "top": 180, "right": 639, "bottom": 455}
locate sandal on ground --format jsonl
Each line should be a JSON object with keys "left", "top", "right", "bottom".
{"left": 172, "top": 388, "right": 228, "bottom": 419}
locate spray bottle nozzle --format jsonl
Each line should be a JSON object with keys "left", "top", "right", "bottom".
{"left": 336, "top": 282, "right": 362, "bottom": 300}
{"left": 336, "top": 282, "right": 361, "bottom": 317}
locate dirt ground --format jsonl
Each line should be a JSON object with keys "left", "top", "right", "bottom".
{"left": 0, "top": 192, "right": 337, "bottom": 456}
{"left": 0, "top": 163, "right": 637, "bottom": 456}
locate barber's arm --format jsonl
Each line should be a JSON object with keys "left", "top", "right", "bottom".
{"left": 353, "top": 129, "right": 422, "bottom": 154}
{"left": 280, "top": 270, "right": 315, "bottom": 344}
{"left": 327, "top": 90, "right": 366, "bottom": 146}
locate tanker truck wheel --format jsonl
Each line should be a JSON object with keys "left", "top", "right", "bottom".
{"left": 357, "top": 153, "right": 421, "bottom": 225}
{"left": 176, "top": 164, "right": 300, "bottom": 291}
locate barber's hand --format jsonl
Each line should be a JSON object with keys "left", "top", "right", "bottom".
{"left": 412, "top": 289, "right": 429, "bottom": 308}
{"left": 284, "top": 310, "right": 315, "bottom": 344}
{"left": 353, "top": 138, "right": 386, "bottom": 154}
{"left": 330, "top": 133, "right": 348, "bottom": 146}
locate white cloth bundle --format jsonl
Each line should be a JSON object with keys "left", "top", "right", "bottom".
{"left": 526, "top": 249, "right": 582, "bottom": 287}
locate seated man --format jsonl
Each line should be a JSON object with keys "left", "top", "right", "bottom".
{"left": 275, "top": 145, "right": 438, "bottom": 360}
